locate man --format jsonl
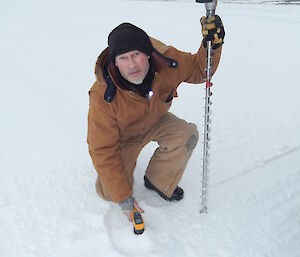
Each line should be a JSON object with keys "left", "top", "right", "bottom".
{"left": 88, "top": 17, "right": 225, "bottom": 221}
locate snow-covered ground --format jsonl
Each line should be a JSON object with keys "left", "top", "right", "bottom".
{"left": 1, "top": 1, "right": 300, "bottom": 257}
{"left": 129, "top": 0, "right": 300, "bottom": 5}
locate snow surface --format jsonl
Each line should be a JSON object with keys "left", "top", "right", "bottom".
{"left": 1, "top": 1, "right": 300, "bottom": 257}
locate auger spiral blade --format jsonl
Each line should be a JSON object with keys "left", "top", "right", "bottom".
{"left": 197, "top": 0, "right": 218, "bottom": 214}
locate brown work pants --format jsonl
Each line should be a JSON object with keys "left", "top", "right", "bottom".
{"left": 96, "top": 112, "right": 199, "bottom": 200}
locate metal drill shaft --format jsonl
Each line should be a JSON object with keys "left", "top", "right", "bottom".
{"left": 199, "top": 0, "right": 217, "bottom": 214}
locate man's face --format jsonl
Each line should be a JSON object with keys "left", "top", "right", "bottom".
{"left": 115, "top": 50, "right": 150, "bottom": 85}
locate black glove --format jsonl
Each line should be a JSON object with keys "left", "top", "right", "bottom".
{"left": 201, "top": 15, "right": 225, "bottom": 49}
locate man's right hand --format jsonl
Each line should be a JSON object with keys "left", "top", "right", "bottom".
{"left": 119, "top": 196, "right": 144, "bottom": 221}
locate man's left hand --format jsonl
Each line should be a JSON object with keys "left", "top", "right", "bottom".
{"left": 201, "top": 15, "right": 225, "bottom": 49}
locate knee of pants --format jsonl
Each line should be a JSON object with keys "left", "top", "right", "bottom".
{"left": 186, "top": 123, "right": 199, "bottom": 151}
{"left": 167, "top": 123, "right": 199, "bottom": 152}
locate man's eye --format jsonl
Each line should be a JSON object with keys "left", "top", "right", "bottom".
{"left": 134, "top": 52, "right": 140, "bottom": 56}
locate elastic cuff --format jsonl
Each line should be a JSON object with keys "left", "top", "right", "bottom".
{"left": 119, "top": 196, "right": 134, "bottom": 212}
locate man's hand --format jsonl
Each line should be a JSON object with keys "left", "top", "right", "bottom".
{"left": 201, "top": 15, "right": 225, "bottom": 49}
{"left": 119, "top": 197, "right": 144, "bottom": 222}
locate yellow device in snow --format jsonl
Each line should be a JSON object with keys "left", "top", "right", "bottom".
{"left": 132, "top": 208, "right": 144, "bottom": 235}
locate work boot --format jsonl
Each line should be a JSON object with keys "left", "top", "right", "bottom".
{"left": 144, "top": 176, "right": 184, "bottom": 201}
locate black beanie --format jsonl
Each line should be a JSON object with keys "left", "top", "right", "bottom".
{"left": 108, "top": 23, "right": 153, "bottom": 61}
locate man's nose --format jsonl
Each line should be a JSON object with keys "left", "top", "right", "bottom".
{"left": 128, "top": 57, "right": 136, "bottom": 68}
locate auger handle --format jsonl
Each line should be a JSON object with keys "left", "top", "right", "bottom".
{"left": 196, "top": 0, "right": 218, "bottom": 28}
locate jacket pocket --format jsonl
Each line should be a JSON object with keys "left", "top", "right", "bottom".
{"left": 159, "top": 88, "right": 175, "bottom": 103}
{"left": 165, "top": 88, "right": 174, "bottom": 103}
{"left": 157, "top": 88, "right": 174, "bottom": 115}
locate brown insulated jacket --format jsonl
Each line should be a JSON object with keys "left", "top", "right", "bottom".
{"left": 88, "top": 38, "right": 222, "bottom": 203}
